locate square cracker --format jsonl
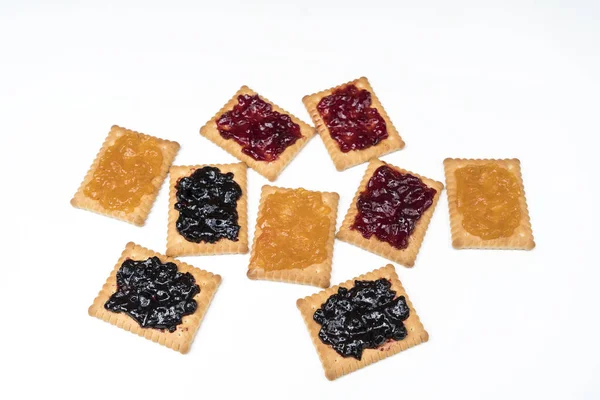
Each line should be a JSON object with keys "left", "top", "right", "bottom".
{"left": 166, "top": 163, "right": 249, "bottom": 256}
{"left": 302, "top": 77, "right": 405, "bottom": 171}
{"left": 247, "top": 185, "right": 339, "bottom": 288}
{"left": 88, "top": 242, "right": 221, "bottom": 354}
{"left": 336, "top": 159, "right": 444, "bottom": 267}
{"left": 297, "top": 264, "right": 429, "bottom": 380}
{"left": 199, "top": 86, "right": 316, "bottom": 181}
{"left": 71, "top": 125, "right": 180, "bottom": 226}
{"left": 443, "top": 158, "right": 535, "bottom": 249}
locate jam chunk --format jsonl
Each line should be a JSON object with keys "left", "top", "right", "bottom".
{"left": 175, "top": 166, "right": 242, "bottom": 243}
{"left": 216, "top": 94, "right": 302, "bottom": 162}
{"left": 252, "top": 189, "right": 331, "bottom": 270}
{"left": 314, "top": 278, "right": 410, "bottom": 360}
{"left": 455, "top": 163, "right": 522, "bottom": 239}
{"left": 352, "top": 166, "right": 437, "bottom": 249}
{"left": 104, "top": 256, "right": 200, "bottom": 332}
{"left": 316, "top": 84, "right": 388, "bottom": 152}
{"left": 84, "top": 132, "right": 163, "bottom": 213}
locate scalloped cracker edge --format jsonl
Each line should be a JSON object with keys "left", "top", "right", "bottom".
{"left": 443, "top": 158, "right": 535, "bottom": 249}
{"left": 302, "top": 77, "right": 405, "bottom": 171}
{"left": 336, "top": 159, "right": 443, "bottom": 267}
{"left": 71, "top": 125, "right": 180, "bottom": 226}
{"left": 166, "top": 163, "right": 249, "bottom": 256}
{"left": 199, "top": 86, "right": 316, "bottom": 181}
{"left": 247, "top": 185, "right": 339, "bottom": 288}
{"left": 88, "top": 242, "right": 222, "bottom": 354}
{"left": 297, "top": 264, "right": 428, "bottom": 380}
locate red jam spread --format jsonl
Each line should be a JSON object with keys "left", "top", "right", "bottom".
{"left": 316, "top": 84, "right": 388, "bottom": 152}
{"left": 351, "top": 166, "right": 437, "bottom": 249}
{"left": 216, "top": 94, "right": 302, "bottom": 162}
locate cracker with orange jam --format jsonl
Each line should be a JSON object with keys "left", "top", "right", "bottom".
{"left": 443, "top": 158, "right": 535, "bottom": 249}
{"left": 297, "top": 264, "right": 428, "bottom": 380}
{"left": 303, "top": 77, "right": 405, "bottom": 171}
{"left": 337, "top": 159, "right": 443, "bottom": 267}
{"left": 71, "top": 125, "right": 179, "bottom": 226}
{"left": 88, "top": 242, "right": 221, "bottom": 354}
{"left": 200, "top": 86, "right": 316, "bottom": 181}
{"left": 166, "top": 163, "right": 248, "bottom": 256}
{"left": 247, "top": 185, "right": 339, "bottom": 288}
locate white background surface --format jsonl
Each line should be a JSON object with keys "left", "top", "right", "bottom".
{"left": 2, "top": 1, "right": 599, "bottom": 399}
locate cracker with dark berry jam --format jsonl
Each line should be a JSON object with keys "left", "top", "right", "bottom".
{"left": 200, "top": 86, "right": 316, "bottom": 181}
{"left": 88, "top": 242, "right": 221, "bottom": 354}
{"left": 337, "top": 159, "right": 443, "bottom": 267}
{"left": 167, "top": 163, "right": 248, "bottom": 256}
{"left": 303, "top": 77, "right": 405, "bottom": 171}
{"left": 297, "top": 264, "right": 428, "bottom": 380}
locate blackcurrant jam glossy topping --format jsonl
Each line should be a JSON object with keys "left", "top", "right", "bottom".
{"left": 175, "top": 166, "right": 242, "bottom": 244}
{"left": 314, "top": 279, "right": 410, "bottom": 360}
{"left": 104, "top": 257, "right": 200, "bottom": 332}
{"left": 216, "top": 94, "right": 302, "bottom": 162}
{"left": 316, "top": 84, "right": 388, "bottom": 152}
{"left": 352, "top": 165, "right": 437, "bottom": 249}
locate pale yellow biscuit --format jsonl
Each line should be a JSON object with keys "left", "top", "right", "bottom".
{"left": 166, "top": 163, "right": 248, "bottom": 256}
{"left": 88, "top": 242, "right": 221, "bottom": 354}
{"left": 71, "top": 125, "right": 180, "bottom": 226}
{"left": 302, "top": 77, "right": 405, "bottom": 171}
{"left": 336, "top": 159, "right": 443, "bottom": 267}
{"left": 443, "top": 158, "right": 535, "bottom": 249}
{"left": 247, "top": 185, "right": 339, "bottom": 288}
{"left": 199, "top": 86, "right": 316, "bottom": 181}
{"left": 297, "top": 264, "right": 428, "bottom": 380}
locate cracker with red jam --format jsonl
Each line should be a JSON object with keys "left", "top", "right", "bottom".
{"left": 303, "top": 77, "right": 405, "bottom": 171}
{"left": 297, "top": 264, "right": 428, "bottom": 380}
{"left": 89, "top": 242, "right": 221, "bottom": 354}
{"left": 166, "top": 163, "right": 249, "bottom": 256}
{"left": 247, "top": 185, "right": 339, "bottom": 288}
{"left": 71, "top": 125, "right": 180, "bottom": 226}
{"left": 443, "top": 158, "right": 535, "bottom": 249}
{"left": 200, "top": 86, "right": 316, "bottom": 181}
{"left": 337, "top": 159, "right": 443, "bottom": 267}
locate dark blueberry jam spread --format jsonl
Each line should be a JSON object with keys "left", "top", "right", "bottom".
{"left": 104, "top": 257, "right": 200, "bottom": 332}
{"left": 216, "top": 94, "right": 302, "bottom": 162}
{"left": 352, "top": 165, "right": 436, "bottom": 249}
{"left": 316, "top": 84, "right": 388, "bottom": 152}
{"left": 314, "top": 279, "right": 410, "bottom": 360}
{"left": 175, "top": 166, "right": 242, "bottom": 243}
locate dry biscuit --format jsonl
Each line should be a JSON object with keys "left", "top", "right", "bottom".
{"left": 166, "top": 163, "right": 248, "bottom": 256}
{"left": 297, "top": 264, "right": 428, "bottom": 380}
{"left": 247, "top": 185, "right": 339, "bottom": 288}
{"left": 200, "top": 86, "right": 316, "bottom": 181}
{"left": 88, "top": 242, "right": 221, "bottom": 354}
{"left": 443, "top": 158, "right": 535, "bottom": 249}
{"left": 303, "top": 77, "right": 405, "bottom": 171}
{"left": 336, "top": 159, "right": 443, "bottom": 267}
{"left": 71, "top": 125, "right": 179, "bottom": 226}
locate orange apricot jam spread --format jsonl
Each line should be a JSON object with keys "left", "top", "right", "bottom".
{"left": 252, "top": 189, "right": 331, "bottom": 271}
{"left": 84, "top": 132, "right": 163, "bottom": 213}
{"left": 455, "top": 163, "right": 522, "bottom": 240}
